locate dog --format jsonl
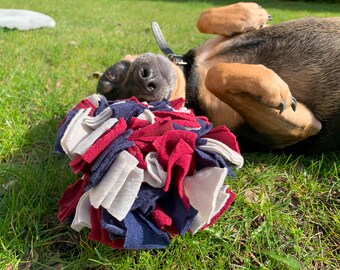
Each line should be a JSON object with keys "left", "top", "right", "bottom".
{"left": 96, "top": 2, "right": 340, "bottom": 154}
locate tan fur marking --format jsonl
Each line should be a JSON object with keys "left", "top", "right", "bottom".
{"left": 195, "top": 35, "right": 229, "bottom": 63}
{"left": 169, "top": 64, "right": 186, "bottom": 100}
{"left": 122, "top": 55, "right": 138, "bottom": 61}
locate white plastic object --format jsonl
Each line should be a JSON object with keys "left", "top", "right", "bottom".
{"left": 0, "top": 9, "right": 56, "bottom": 30}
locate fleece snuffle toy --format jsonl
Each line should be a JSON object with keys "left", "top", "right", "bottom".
{"left": 54, "top": 94, "right": 243, "bottom": 250}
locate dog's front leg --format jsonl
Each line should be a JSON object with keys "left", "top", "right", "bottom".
{"left": 205, "top": 63, "right": 322, "bottom": 149}
{"left": 197, "top": 2, "right": 271, "bottom": 36}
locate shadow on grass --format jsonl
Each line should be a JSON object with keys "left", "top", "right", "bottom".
{"left": 0, "top": 118, "right": 130, "bottom": 269}
{"left": 1, "top": 118, "right": 70, "bottom": 268}
{"left": 3, "top": 115, "right": 193, "bottom": 268}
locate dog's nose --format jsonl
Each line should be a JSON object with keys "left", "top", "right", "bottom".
{"left": 134, "top": 65, "right": 158, "bottom": 93}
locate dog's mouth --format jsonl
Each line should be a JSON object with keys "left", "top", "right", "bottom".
{"left": 97, "top": 53, "right": 177, "bottom": 102}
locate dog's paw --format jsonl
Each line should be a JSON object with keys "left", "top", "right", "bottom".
{"left": 257, "top": 67, "right": 296, "bottom": 113}
{"left": 230, "top": 2, "right": 272, "bottom": 33}
{"left": 206, "top": 63, "right": 296, "bottom": 113}
{"left": 197, "top": 2, "right": 272, "bottom": 36}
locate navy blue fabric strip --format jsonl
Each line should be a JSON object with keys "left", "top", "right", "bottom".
{"left": 159, "top": 190, "right": 198, "bottom": 235}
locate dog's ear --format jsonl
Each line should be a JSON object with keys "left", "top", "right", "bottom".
{"left": 122, "top": 55, "right": 138, "bottom": 62}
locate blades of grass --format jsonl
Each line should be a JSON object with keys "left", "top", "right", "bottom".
{"left": 262, "top": 250, "right": 301, "bottom": 270}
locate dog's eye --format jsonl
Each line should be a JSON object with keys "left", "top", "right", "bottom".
{"left": 104, "top": 60, "right": 131, "bottom": 82}
{"left": 106, "top": 69, "right": 117, "bottom": 81}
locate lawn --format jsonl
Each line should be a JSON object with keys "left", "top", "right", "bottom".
{"left": 0, "top": 0, "right": 339, "bottom": 269}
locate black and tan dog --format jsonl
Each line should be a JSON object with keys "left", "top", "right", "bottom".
{"left": 97, "top": 2, "right": 340, "bottom": 154}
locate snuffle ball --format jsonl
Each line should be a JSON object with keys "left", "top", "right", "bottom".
{"left": 54, "top": 94, "right": 244, "bottom": 250}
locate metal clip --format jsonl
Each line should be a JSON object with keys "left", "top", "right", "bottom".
{"left": 167, "top": 53, "right": 187, "bottom": 65}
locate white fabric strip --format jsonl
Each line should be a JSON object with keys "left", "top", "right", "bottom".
{"left": 73, "top": 118, "right": 118, "bottom": 155}
{"left": 189, "top": 189, "right": 231, "bottom": 234}
{"left": 189, "top": 213, "right": 205, "bottom": 234}
{"left": 137, "top": 109, "right": 156, "bottom": 123}
{"left": 183, "top": 167, "right": 228, "bottom": 222}
{"left": 86, "top": 94, "right": 103, "bottom": 108}
{"left": 210, "top": 185, "right": 230, "bottom": 221}
{"left": 88, "top": 150, "right": 144, "bottom": 221}
{"left": 60, "top": 109, "right": 85, "bottom": 157}
{"left": 100, "top": 153, "right": 139, "bottom": 209}
{"left": 84, "top": 107, "right": 113, "bottom": 129}
{"left": 107, "top": 166, "right": 144, "bottom": 221}
{"left": 89, "top": 150, "right": 139, "bottom": 209}
{"left": 171, "top": 105, "right": 191, "bottom": 114}
{"left": 198, "top": 138, "right": 244, "bottom": 168}
{"left": 60, "top": 108, "right": 92, "bottom": 159}
{"left": 143, "top": 152, "right": 167, "bottom": 188}
{"left": 71, "top": 190, "right": 92, "bottom": 232}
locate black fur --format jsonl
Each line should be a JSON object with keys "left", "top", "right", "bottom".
{"left": 182, "top": 49, "right": 207, "bottom": 116}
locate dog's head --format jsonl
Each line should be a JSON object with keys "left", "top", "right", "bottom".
{"left": 97, "top": 22, "right": 191, "bottom": 102}
{"left": 97, "top": 53, "right": 186, "bottom": 102}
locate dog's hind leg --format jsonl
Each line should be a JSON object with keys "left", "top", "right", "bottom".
{"left": 205, "top": 63, "right": 322, "bottom": 149}
{"left": 197, "top": 2, "right": 271, "bottom": 36}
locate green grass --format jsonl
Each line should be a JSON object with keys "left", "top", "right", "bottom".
{"left": 0, "top": 0, "right": 339, "bottom": 269}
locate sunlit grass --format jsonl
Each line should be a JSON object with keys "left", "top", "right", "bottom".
{"left": 0, "top": 0, "right": 339, "bottom": 269}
